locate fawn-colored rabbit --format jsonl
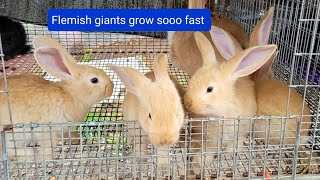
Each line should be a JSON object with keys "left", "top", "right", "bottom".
{"left": 209, "top": 22, "right": 311, "bottom": 160}
{"left": 208, "top": 8, "right": 311, "bottom": 146}
{"left": 184, "top": 32, "right": 277, "bottom": 175}
{"left": 109, "top": 54, "right": 185, "bottom": 167}
{"left": 0, "top": 36, "right": 114, "bottom": 161}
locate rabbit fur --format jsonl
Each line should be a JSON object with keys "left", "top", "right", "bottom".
{"left": 184, "top": 32, "right": 277, "bottom": 175}
{"left": 110, "top": 54, "right": 185, "bottom": 167}
{"left": 254, "top": 79, "right": 312, "bottom": 145}
{"left": 0, "top": 36, "right": 114, "bottom": 161}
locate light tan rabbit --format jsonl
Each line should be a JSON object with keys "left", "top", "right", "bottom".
{"left": 209, "top": 8, "right": 311, "bottom": 146}
{"left": 109, "top": 54, "right": 185, "bottom": 168}
{"left": 251, "top": 9, "right": 312, "bottom": 143}
{"left": 0, "top": 36, "right": 114, "bottom": 161}
{"left": 183, "top": 32, "right": 277, "bottom": 175}
{"left": 254, "top": 79, "right": 312, "bottom": 145}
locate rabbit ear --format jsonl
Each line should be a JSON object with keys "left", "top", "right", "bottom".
{"left": 33, "top": 36, "right": 57, "bottom": 49}
{"left": 252, "top": 50, "right": 278, "bottom": 80}
{"left": 34, "top": 47, "right": 73, "bottom": 80}
{"left": 222, "top": 44, "right": 277, "bottom": 79}
{"left": 153, "top": 53, "right": 170, "bottom": 81}
{"left": 109, "top": 66, "right": 151, "bottom": 95}
{"left": 33, "top": 36, "right": 76, "bottom": 62}
{"left": 194, "top": 32, "right": 218, "bottom": 67}
{"left": 250, "top": 7, "right": 274, "bottom": 46}
{"left": 210, "top": 26, "right": 243, "bottom": 60}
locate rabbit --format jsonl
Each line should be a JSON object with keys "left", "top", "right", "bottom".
{"left": 209, "top": 22, "right": 311, "bottom": 161}
{"left": 208, "top": 8, "right": 310, "bottom": 146}
{"left": 253, "top": 79, "right": 312, "bottom": 146}
{"left": 0, "top": 36, "right": 114, "bottom": 161}
{"left": 183, "top": 32, "right": 277, "bottom": 175}
{"left": 109, "top": 54, "right": 185, "bottom": 170}
{"left": 0, "top": 15, "right": 31, "bottom": 61}
{"left": 168, "top": 7, "right": 275, "bottom": 78}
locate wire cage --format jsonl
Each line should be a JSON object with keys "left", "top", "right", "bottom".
{"left": 0, "top": 0, "right": 320, "bottom": 179}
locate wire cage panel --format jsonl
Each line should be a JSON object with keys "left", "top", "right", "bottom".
{"left": 0, "top": 0, "right": 320, "bottom": 179}
{"left": 1, "top": 119, "right": 319, "bottom": 179}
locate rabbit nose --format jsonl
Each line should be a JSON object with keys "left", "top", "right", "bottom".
{"left": 159, "top": 139, "right": 172, "bottom": 146}
{"left": 150, "top": 133, "right": 179, "bottom": 148}
{"left": 105, "top": 82, "right": 114, "bottom": 97}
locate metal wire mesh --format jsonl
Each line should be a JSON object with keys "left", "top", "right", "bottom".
{"left": 0, "top": 0, "right": 320, "bottom": 179}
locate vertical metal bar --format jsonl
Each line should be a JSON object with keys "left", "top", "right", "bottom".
{"left": 262, "top": 116, "right": 271, "bottom": 180}
{"left": 0, "top": 33, "right": 17, "bottom": 171}
{"left": 183, "top": 121, "right": 187, "bottom": 180}
{"left": 0, "top": 35, "right": 13, "bottom": 126}
{"left": 296, "top": 0, "right": 320, "bottom": 177}
{"left": 79, "top": 123, "right": 84, "bottom": 180}
{"left": 217, "top": 117, "right": 221, "bottom": 178}
{"left": 115, "top": 123, "right": 120, "bottom": 180}
{"left": 288, "top": 0, "right": 307, "bottom": 179}
{"left": 0, "top": 31, "right": 15, "bottom": 180}
{"left": 1, "top": 131, "right": 9, "bottom": 180}
{"left": 232, "top": 118, "right": 238, "bottom": 179}
{"left": 200, "top": 118, "right": 205, "bottom": 179}
{"left": 248, "top": 117, "right": 253, "bottom": 179}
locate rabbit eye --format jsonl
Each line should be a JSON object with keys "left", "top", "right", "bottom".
{"left": 148, "top": 113, "right": 152, "bottom": 120}
{"left": 207, "top": 86, "right": 213, "bottom": 93}
{"left": 90, "top": 77, "right": 99, "bottom": 84}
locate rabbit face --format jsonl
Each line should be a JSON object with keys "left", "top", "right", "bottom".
{"left": 184, "top": 65, "right": 237, "bottom": 117}
{"left": 67, "top": 65, "right": 114, "bottom": 105}
{"left": 139, "top": 83, "right": 184, "bottom": 147}
{"left": 111, "top": 54, "right": 185, "bottom": 148}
